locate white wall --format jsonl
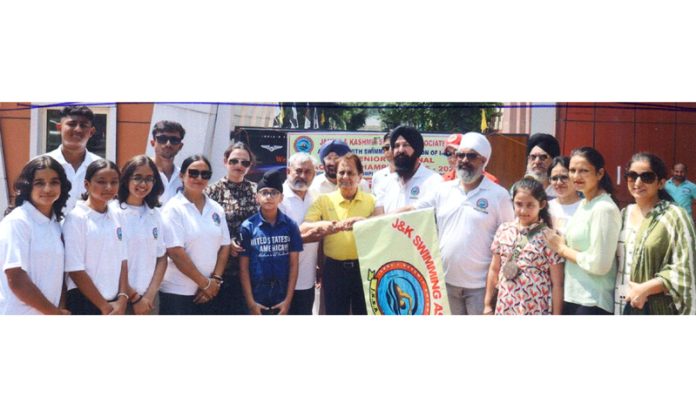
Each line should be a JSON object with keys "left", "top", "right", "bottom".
{"left": 529, "top": 102, "right": 557, "bottom": 137}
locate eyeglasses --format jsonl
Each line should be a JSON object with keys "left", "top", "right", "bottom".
{"left": 187, "top": 169, "right": 212, "bottom": 180}
{"left": 625, "top": 171, "right": 657, "bottom": 184}
{"left": 227, "top": 158, "right": 251, "bottom": 167}
{"left": 131, "top": 175, "right": 156, "bottom": 185}
{"left": 258, "top": 189, "right": 281, "bottom": 198}
{"left": 549, "top": 175, "right": 569, "bottom": 183}
{"left": 528, "top": 153, "right": 549, "bottom": 162}
{"left": 456, "top": 152, "right": 480, "bottom": 160}
{"left": 381, "top": 145, "right": 391, "bottom": 152}
{"left": 155, "top": 135, "right": 183, "bottom": 146}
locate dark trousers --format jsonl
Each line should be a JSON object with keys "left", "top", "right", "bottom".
{"left": 290, "top": 287, "right": 316, "bottom": 315}
{"left": 195, "top": 274, "right": 248, "bottom": 315}
{"left": 323, "top": 257, "right": 367, "bottom": 315}
{"left": 563, "top": 301, "right": 612, "bottom": 315}
{"left": 66, "top": 288, "right": 105, "bottom": 315}
{"left": 159, "top": 292, "right": 206, "bottom": 315}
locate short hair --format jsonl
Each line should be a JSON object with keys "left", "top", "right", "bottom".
{"left": 224, "top": 141, "right": 256, "bottom": 165}
{"left": 6, "top": 156, "right": 71, "bottom": 221}
{"left": 337, "top": 153, "right": 364, "bottom": 175}
{"left": 674, "top": 162, "right": 687, "bottom": 172}
{"left": 287, "top": 152, "right": 318, "bottom": 168}
{"left": 60, "top": 106, "right": 94, "bottom": 123}
{"left": 117, "top": 155, "right": 164, "bottom": 209}
{"left": 81, "top": 159, "right": 121, "bottom": 200}
{"left": 152, "top": 120, "right": 186, "bottom": 139}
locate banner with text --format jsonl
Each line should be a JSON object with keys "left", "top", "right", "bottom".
{"left": 354, "top": 208, "right": 450, "bottom": 315}
{"left": 287, "top": 131, "right": 451, "bottom": 183}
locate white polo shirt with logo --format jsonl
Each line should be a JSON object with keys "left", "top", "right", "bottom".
{"left": 377, "top": 164, "right": 443, "bottom": 213}
{"left": 371, "top": 166, "right": 392, "bottom": 201}
{"left": 158, "top": 164, "right": 183, "bottom": 205}
{"left": 64, "top": 201, "right": 128, "bottom": 300}
{"left": 160, "top": 193, "right": 231, "bottom": 296}
{"left": 110, "top": 201, "right": 167, "bottom": 295}
{"left": 415, "top": 177, "right": 514, "bottom": 289}
{"left": 46, "top": 146, "right": 101, "bottom": 214}
{"left": 0, "top": 203, "right": 64, "bottom": 314}
{"left": 279, "top": 182, "right": 319, "bottom": 291}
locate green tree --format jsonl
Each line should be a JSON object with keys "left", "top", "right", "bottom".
{"left": 376, "top": 102, "right": 501, "bottom": 133}
{"left": 276, "top": 102, "right": 369, "bottom": 130}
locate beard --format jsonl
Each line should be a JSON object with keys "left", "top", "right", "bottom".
{"left": 457, "top": 163, "right": 483, "bottom": 184}
{"left": 526, "top": 168, "right": 548, "bottom": 184}
{"left": 394, "top": 153, "right": 419, "bottom": 178}
{"left": 289, "top": 178, "right": 308, "bottom": 192}
{"left": 325, "top": 165, "right": 337, "bottom": 180}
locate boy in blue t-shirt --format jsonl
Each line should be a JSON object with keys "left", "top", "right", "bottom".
{"left": 240, "top": 168, "right": 302, "bottom": 315}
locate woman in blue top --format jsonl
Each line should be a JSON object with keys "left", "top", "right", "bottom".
{"left": 545, "top": 147, "right": 621, "bottom": 315}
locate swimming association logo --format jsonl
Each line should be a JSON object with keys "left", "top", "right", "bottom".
{"left": 293, "top": 136, "right": 314, "bottom": 153}
{"left": 476, "top": 198, "right": 489, "bottom": 210}
{"left": 212, "top": 213, "right": 221, "bottom": 225}
{"left": 410, "top": 186, "right": 420, "bottom": 197}
{"left": 368, "top": 261, "right": 430, "bottom": 315}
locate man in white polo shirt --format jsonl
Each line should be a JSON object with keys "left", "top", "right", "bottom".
{"left": 375, "top": 125, "right": 442, "bottom": 214}
{"left": 279, "top": 152, "right": 322, "bottom": 315}
{"left": 46, "top": 106, "right": 101, "bottom": 214}
{"left": 150, "top": 120, "right": 186, "bottom": 205}
{"left": 409, "top": 132, "right": 513, "bottom": 314}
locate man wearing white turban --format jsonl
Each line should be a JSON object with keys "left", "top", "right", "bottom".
{"left": 401, "top": 132, "right": 514, "bottom": 314}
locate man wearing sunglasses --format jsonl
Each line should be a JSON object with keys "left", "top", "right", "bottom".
{"left": 524, "top": 133, "right": 560, "bottom": 198}
{"left": 665, "top": 162, "right": 696, "bottom": 219}
{"left": 149, "top": 120, "right": 186, "bottom": 204}
{"left": 442, "top": 133, "right": 499, "bottom": 184}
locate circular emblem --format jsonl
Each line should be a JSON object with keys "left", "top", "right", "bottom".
{"left": 152, "top": 227, "right": 159, "bottom": 239}
{"left": 293, "top": 136, "right": 314, "bottom": 153}
{"left": 116, "top": 227, "right": 123, "bottom": 241}
{"left": 369, "top": 261, "right": 430, "bottom": 315}
{"left": 476, "top": 198, "right": 489, "bottom": 209}
{"left": 212, "top": 213, "right": 221, "bottom": 225}
{"left": 410, "top": 186, "right": 420, "bottom": 197}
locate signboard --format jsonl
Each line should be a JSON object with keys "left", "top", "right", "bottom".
{"left": 287, "top": 131, "right": 452, "bottom": 181}
{"left": 354, "top": 208, "right": 450, "bottom": 315}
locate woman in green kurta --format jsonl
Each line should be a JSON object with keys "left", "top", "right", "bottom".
{"left": 615, "top": 153, "right": 696, "bottom": 315}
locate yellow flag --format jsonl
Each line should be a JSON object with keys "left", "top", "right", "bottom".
{"left": 320, "top": 111, "right": 325, "bottom": 126}
{"left": 480, "top": 108, "right": 488, "bottom": 132}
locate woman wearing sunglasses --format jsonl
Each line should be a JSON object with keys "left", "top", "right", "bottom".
{"left": 547, "top": 156, "right": 581, "bottom": 234}
{"left": 615, "top": 152, "right": 696, "bottom": 315}
{"left": 159, "top": 155, "right": 231, "bottom": 314}
{"left": 204, "top": 142, "right": 259, "bottom": 315}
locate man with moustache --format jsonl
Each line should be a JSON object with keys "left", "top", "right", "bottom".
{"left": 149, "top": 120, "right": 186, "bottom": 204}
{"left": 309, "top": 140, "right": 370, "bottom": 195}
{"left": 400, "top": 132, "right": 514, "bottom": 314}
{"left": 375, "top": 125, "right": 442, "bottom": 214}
{"left": 524, "top": 133, "right": 560, "bottom": 198}
{"left": 279, "top": 152, "right": 324, "bottom": 314}
{"left": 665, "top": 162, "right": 696, "bottom": 219}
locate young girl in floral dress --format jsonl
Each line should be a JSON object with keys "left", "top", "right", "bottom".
{"left": 484, "top": 178, "right": 564, "bottom": 315}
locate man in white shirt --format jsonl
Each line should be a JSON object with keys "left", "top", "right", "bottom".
{"left": 371, "top": 132, "right": 394, "bottom": 202}
{"left": 46, "top": 106, "right": 101, "bottom": 214}
{"left": 279, "top": 152, "right": 322, "bottom": 315}
{"left": 375, "top": 125, "right": 442, "bottom": 214}
{"left": 150, "top": 120, "right": 186, "bottom": 205}
{"left": 309, "top": 139, "right": 370, "bottom": 195}
{"left": 404, "top": 132, "right": 514, "bottom": 314}
{"left": 524, "top": 133, "right": 560, "bottom": 199}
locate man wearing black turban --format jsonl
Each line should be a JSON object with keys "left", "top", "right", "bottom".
{"left": 525, "top": 133, "right": 561, "bottom": 197}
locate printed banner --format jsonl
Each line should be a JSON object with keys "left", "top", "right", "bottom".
{"left": 287, "top": 131, "right": 451, "bottom": 183}
{"left": 353, "top": 208, "right": 450, "bottom": 315}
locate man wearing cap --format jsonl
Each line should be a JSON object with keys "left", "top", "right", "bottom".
{"left": 525, "top": 133, "right": 560, "bottom": 198}
{"left": 309, "top": 139, "right": 370, "bottom": 195}
{"left": 370, "top": 132, "right": 395, "bottom": 201}
{"left": 150, "top": 120, "right": 186, "bottom": 204}
{"left": 375, "top": 125, "right": 443, "bottom": 214}
{"left": 400, "top": 132, "right": 514, "bottom": 315}
{"left": 239, "top": 168, "right": 302, "bottom": 315}
{"left": 442, "top": 133, "right": 499, "bottom": 184}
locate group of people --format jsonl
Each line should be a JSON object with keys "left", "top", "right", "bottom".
{"left": 1, "top": 105, "right": 695, "bottom": 315}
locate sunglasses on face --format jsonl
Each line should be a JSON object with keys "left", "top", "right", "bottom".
{"left": 381, "top": 145, "right": 391, "bottom": 152}
{"left": 625, "top": 171, "right": 657, "bottom": 184}
{"left": 155, "top": 135, "right": 183, "bottom": 145}
{"left": 550, "top": 175, "right": 569, "bottom": 183}
{"left": 444, "top": 150, "right": 455, "bottom": 157}
{"left": 187, "top": 169, "right": 212, "bottom": 180}
{"left": 227, "top": 158, "right": 251, "bottom": 167}
{"left": 456, "top": 152, "right": 480, "bottom": 160}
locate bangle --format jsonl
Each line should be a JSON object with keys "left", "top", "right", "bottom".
{"left": 117, "top": 292, "right": 129, "bottom": 301}
{"left": 130, "top": 294, "right": 143, "bottom": 305}
{"left": 201, "top": 278, "right": 212, "bottom": 291}
{"left": 211, "top": 274, "right": 223, "bottom": 282}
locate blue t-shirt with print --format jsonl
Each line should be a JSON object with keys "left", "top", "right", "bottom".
{"left": 240, "top": 210, "right": 303, "bottom": 307}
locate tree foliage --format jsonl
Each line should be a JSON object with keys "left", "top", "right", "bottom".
{"left": 376, "top": 102, "right": 501, "bottom": 133}
{"left": 276, "top": 102, "right": 369, "bottom": 130}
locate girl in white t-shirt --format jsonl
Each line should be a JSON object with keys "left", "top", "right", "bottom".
{"left": 547, "top": 156, "right": 581, "bottom": 234}
{"left": 64, "top": 159, "right": 129, "bottom": 315}
{"left": 0, "top": 156, "right": 71, "bottom": 315}
{"left": 112, "top": 155, "right": 167, "bottom": 315}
